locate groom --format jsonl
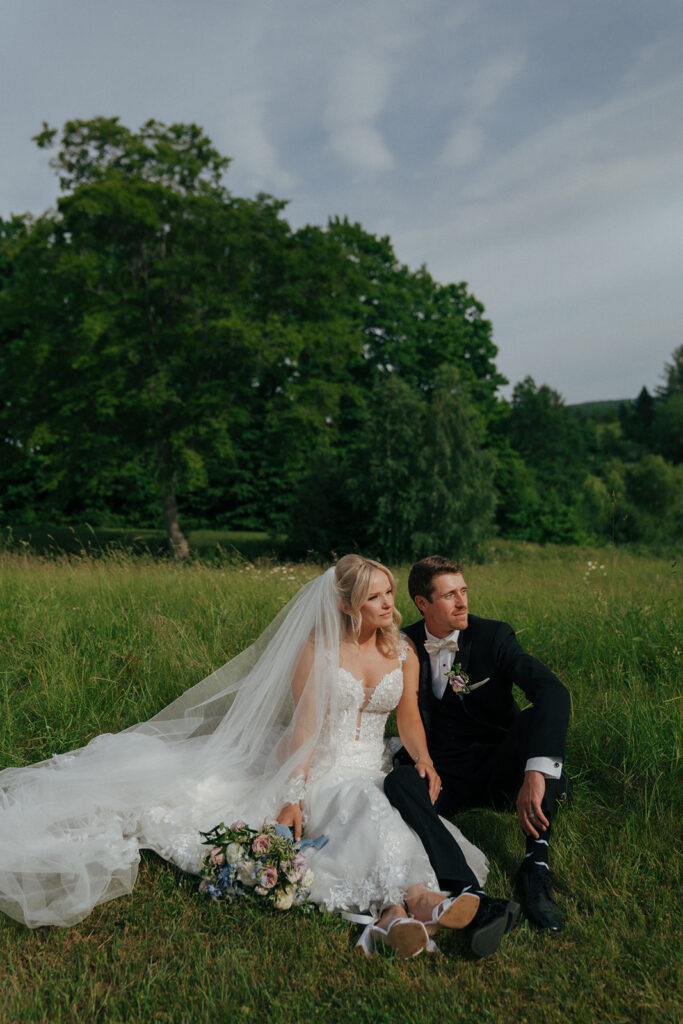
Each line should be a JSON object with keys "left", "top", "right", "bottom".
{"left": 385, "top": 555, "right": 571, "bottom": 932}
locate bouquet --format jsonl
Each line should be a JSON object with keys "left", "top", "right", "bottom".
{"left": 198, "top": 820, "right": 315, "bottom": 911}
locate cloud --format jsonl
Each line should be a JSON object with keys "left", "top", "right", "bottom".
{"left": 219, "top": 90, "right": 298, "bottom": 195}
{"left": 324, "top": 49, "right": 395, "bottom": 173}
{"left": 319, "top": 0, "right": 441, "bottom": 174}
{"left": 461, "top": 62, "right": 683, "bottom": 216}
{"left": 439, "top": 51, "right": 526, "bottom": 169}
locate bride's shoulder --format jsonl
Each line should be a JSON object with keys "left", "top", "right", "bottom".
{"left": 397, "top": 637, "right": 413, "bottom": 663}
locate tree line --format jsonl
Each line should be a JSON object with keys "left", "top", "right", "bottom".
{"left": 1, "top": 118, "right": 680, "bottom": 558}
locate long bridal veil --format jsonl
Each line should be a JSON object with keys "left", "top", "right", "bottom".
{"left": 0, "top": 569, "right": 343, "bottom": 927}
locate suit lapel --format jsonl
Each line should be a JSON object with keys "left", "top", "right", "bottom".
{"left": 456, "top": 624, "right": 472, "bottom": 673}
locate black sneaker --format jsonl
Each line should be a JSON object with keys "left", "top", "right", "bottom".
{"left": 467, "top": 896, "right": 520, "bottom": 957}
{"left": 518, "top": 865, "right": 563, "bottom": 932}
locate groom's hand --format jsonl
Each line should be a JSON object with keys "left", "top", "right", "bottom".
{"left": 415, "top": 757, "right": 442, "bottom": 804}
{"left": 517, "top": 771, "right": 549, "bottom": 838}
{"left": 277, "top": 802, "right": 303, "bottom": 840}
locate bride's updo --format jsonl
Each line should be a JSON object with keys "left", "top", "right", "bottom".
{"left": 335, "top": 554, "right": 402, "bottom": 655}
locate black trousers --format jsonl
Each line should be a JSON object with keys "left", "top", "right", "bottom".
{"left": 431, "top": 708, "right": 567, "bottom": 820}
{"left": 384, "top": 710, "right": 568, "bottom": 891}
{"left": 384, "top": 766, "right": 481, "bottom": 892}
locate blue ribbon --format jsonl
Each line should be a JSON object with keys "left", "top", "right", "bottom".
{"left": 274, "top": 823, "right": 328, "bottom": 850}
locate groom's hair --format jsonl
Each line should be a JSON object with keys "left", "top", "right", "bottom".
{"left": 408, "top": 555, "right": 464, "bottom": 603}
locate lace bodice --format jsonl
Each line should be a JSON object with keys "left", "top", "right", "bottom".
{"left": 307, "top": 646, "right": 406, "bottom": 782}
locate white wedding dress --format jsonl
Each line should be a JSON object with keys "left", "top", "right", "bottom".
{"left": 303, "top": 653, "right": 487, "bottom": 912}
{"left": 0, "top": 572, "right": 486, "bottom": 928}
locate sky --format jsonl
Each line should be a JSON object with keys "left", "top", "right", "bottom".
{"left": 2, "top": 0, "right": 682, "bottom": 404}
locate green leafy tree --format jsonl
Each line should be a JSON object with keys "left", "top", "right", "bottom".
{"left": 1, "top": 118, "right": 505, "bottom": 553}
{"left": 288, "top": 366, "right": 497, "bottom": 562}
{"left": 410, "top": 365, "right": 497, "bottom": 558}
{"left": 509, "top": 377, "right": 592, "bottom": 492}
{"left": 656, "top": 344, "right": 683, "bottom": 398}
{"left": 326, "top": 218, "right": 506, "bottom": 413}
{"left": 652, "top": 346, "right": 683, "bottom": 465}
{"left": 0, "top": 118, "right": 298, "bottom": 555}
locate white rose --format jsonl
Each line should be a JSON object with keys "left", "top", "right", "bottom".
{"left": 225, "top": 842, "right": 244, "bottom": 865}
{"left": 274, "top": 887, "right": 295, "bottom": 910}
{"left": 302, "top": 869, "right": 314, "bottom": 889}
{"left": 237, "top": 859, "right": 257, "bottom": 885}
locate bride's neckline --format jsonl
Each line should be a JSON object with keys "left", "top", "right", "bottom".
{"left": 338, "top": 663, "right": 401, "bottom": 696}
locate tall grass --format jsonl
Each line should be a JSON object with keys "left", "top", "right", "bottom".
{"left": 0, "top": 546, "right": 680, "bottom": 1023}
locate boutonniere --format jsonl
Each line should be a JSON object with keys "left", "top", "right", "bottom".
{"left": 445, "top": 666, "right": 491, "bottom": 696}
{"left": 446, "top": 663, "right": 470, "bottom": 694}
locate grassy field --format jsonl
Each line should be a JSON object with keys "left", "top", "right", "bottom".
{"left": 2, "top": 523, "right": 284, "bottom": 562}
{"left": 0, "top": 545, "right": 680, "bottom": 1023}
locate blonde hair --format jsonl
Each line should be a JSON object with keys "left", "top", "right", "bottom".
{"left": 334, "top": 554, "right": 402, "bottom": 655}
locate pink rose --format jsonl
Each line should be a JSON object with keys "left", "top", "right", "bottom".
{"left": 292, "top": 852, "right": 306, "bottom": 870}
{"left": 252, "top": 834, "right": 272, "bottom": 855}
{"left": 209, "top": 846, "right": 226, "bottom": 866}
{"left": 259, "top": 866, "right": 278, "bottom": 889}
{"left": 230, "top": 820, "right": 247, "bottom": 829}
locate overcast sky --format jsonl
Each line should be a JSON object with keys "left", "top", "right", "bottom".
{"left": 2, "top": 0, "right": 681, "bottom": 403}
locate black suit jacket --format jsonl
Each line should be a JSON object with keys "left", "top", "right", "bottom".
{"left": 402, "top": 615, "right": 570, "bottom": 763}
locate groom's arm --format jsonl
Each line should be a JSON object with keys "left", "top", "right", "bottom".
{"left": 492, "top": 623, "right": 570, "bottom": 837}
{"left": 493, "top": 622, "right": 570, "bottom": 762}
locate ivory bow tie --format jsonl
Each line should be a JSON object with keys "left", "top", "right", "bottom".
{"left": 424, "top": 637, "right": 459, "bottom": 655}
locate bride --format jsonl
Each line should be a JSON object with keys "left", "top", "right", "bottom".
{"left": 0, "top": 554, "right": 517, "bottom": 958}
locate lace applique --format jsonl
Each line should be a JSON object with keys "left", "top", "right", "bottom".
{"left": 307, "top": 665, "right": 404, "bottom": 778}
{"left": 281, "top": 774, "right": 306, "bottom": 805}
{"left": 306, "top": 775, "right": 440, "bottom": 912}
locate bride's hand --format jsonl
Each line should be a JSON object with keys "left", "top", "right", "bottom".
{"left": 415, "top": 757, "right": 441, "bottom": 805}
{"left": 277, "top": 801, "right": 303, "bottom": 840}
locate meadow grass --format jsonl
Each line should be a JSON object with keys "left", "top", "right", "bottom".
{"left": 0, "top": 546, "right": 680, "bottom": 1023}
{"left": 1, "top": 523, "right": 283, "bottom": 562}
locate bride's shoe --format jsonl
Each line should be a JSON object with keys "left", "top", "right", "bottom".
{"left": 356, "top": 916, "right": 435, "bottom": 959}
{"left": 415, "top": 892, "right": 481, "bottom": 934}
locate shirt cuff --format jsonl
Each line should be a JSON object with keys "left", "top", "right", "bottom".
{"left": 525, "top": 756, "right": 562, "bottom": 779}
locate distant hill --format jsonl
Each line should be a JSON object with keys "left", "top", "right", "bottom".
{"left": 569, "top": 399, "right": 629, "bottom": 419}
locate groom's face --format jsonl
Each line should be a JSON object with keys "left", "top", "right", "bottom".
{"left": 416, "top": 572, "right": 469, "bottom": 637}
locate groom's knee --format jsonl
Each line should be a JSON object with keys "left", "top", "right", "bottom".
{"left": 384, "top": 765, "right": 428, "bottom": 805}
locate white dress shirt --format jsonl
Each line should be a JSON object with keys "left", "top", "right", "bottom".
{"left": 423, "top": 626, "right": 562, "bottom": 779}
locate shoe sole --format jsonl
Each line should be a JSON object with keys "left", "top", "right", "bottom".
{"left": 470, "top": 901, "right": 520, "bottom": 958}
{"left": 435, "top": 892, "right": 480, "bottom": 930}
{"left": 376, "top": 920, "right": 429, "bottom": 959}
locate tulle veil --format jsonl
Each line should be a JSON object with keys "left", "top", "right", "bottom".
{"left": 0, "top": 568, "right": 343, "bottom": 927}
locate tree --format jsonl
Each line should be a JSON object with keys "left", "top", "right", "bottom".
{"left": 656, "top": 344, "right": 683, "bottom": 398}
{"left": 325, "top": 217, "right": 506, "bottom": 414}
{"left": 0, "top": 118, "right": 298, "bottom": 555}
{"left": 652, "top": 345, "right": 683, "bottom": 465}
{"left": 410, "top": 365, "right": 497, "bottom": 558}
{"left": 1, "top": 118, "right": 506, "bottom": 553}
{"left": 509, "top": 377, "right": 593, "bottom": 494}
{"left": 288, "top": 365, "right": 497, "bottom": 562}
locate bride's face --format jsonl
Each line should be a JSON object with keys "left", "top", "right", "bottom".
{"left": 359, "top": 570, "right": 395, "bottom": 632}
